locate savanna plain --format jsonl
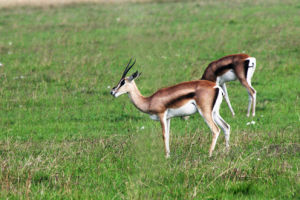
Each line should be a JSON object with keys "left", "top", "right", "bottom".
{"left": 0, "top": 0, "right": 299, "bottom": 199}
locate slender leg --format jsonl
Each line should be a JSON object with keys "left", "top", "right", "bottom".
{"left": 240, "top": 79, "right": 256, "bottom": 117}
{"left": 197, "top": 108, "right": 220, "bottom": 157}
{"left": 167, "top": 118, "right": 171, "bottom": 134}
{"left": 252, "top": 90, "right": 256, "bottom": 117}
{"left": 247, "top": 91, "right": 253, "bottom": 117}
{"left": 246, "top": 82, "right": 256, "bottom": 117}
{"left": 221, "top": 83, "right": 235, "bottom": 116}
{"left": 212, "top": 88, "right": 230, "bottom": 150}
{"left": 235, "top": 58, "right": 257, "bottom": 117}
{"left": 213, "top": 111, "right": 230, "bottom": 148}
{"left": 246, "top": 59, "right": 257, "bottom": 117}
{"left": 159, "top": 112, "right": 170, "bottom": 158}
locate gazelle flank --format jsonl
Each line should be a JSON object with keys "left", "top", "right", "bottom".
{"left": 111, "top": 59, "right": 230, "bottom": 158}
{"left": 201, "top": 54, "right": 257, "bottom": 117}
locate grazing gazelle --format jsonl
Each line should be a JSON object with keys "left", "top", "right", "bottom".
{"left": 111, "top": 59, "right": 230, "bottom": 158}
{"left": 201, "top": 54, "right": 257, "bottom": 117}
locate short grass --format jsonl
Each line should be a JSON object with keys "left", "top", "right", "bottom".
{"left": 0, "top": 0, "right": 299, "bottom": 199}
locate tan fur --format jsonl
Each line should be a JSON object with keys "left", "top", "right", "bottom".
{"left": 201, "top": 54, "right": 250, "bottom": 82}
{"left": 201, "top": 53, "right": 257, "bottom": 117}
{"left": 111, "top": 64, "right": 229, "bottom": 157}
{"left": 127, "top": 80, "right": 217, "bottom": 115}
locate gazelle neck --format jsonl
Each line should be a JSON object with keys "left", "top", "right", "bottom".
{"left": 128, "top": 80, "right": 149, "bottom": 113}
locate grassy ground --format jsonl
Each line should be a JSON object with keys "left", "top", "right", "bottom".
{"left": 0, "top": 0, "right": 299, "bottom": 199}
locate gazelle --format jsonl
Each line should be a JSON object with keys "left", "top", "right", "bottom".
{"left": 201, "top": 54, "right": 257, "bottom": 117}
{"left": 110, "top": 59, "right": 230, "bottom": 158}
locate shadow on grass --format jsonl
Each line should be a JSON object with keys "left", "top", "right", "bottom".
{"left": 228, "top": 182, "right": 256, "bottom": 196}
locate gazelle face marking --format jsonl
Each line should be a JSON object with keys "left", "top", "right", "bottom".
{"left": 110, "top": 58, "right": 141, "bottom": 98}
{"left": 111, "top": 78, "right": 130, "bottom": 97}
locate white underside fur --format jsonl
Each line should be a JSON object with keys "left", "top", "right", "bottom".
{"left": 167, "top": 100, "right": 197, "bottom": 119}
{"left": 149, "top": 100, "right": 197, "bottom": 120}
{"left": 216, "top": 69, "right": 237, "bottom": 85}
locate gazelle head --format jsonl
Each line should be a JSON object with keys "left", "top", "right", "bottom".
{"left": 111, "top": 58, "right": 141, "bottom": 97}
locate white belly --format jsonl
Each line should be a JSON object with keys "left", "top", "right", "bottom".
{"left": 150, "top": 114, "right": 160, "bottom": 121}
{"left": 149, "top": 100, "right": 197, "bottom": 121}
{"left": 167, "top": 100, "right": 197, "bottom": 118}
{"left": 217, "top": 69, "right": 237, "bottom": 85}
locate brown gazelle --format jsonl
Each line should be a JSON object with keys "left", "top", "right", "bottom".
{"left": 111, "top": 59, "right": 230, "bottom": 158}
{"left": 201, "top": 54, "right": 257, "bottom": 117}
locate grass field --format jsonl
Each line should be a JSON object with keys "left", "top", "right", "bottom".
{"left": 0, "top": 0, "right": 299, "bottom": 199}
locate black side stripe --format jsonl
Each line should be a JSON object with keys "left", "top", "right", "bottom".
{"left": 244, "top": 60, "right": 250, "bottom": 78}
{"left": 166, "top": 92, "right": 195, "bottom": 107}
{"left": 215, "top": 64, "right": 234, "bottom": 76}
{"left": 212, "top": 88, "right": 219, "bottom": 110}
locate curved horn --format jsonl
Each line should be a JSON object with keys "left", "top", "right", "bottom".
{"left": 122, "top": 58, "right": 136, "bottom": 78}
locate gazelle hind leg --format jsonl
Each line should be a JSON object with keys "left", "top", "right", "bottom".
{"left": 246, "top": 58, "right": 257, "bottom": 117}
{"left": 240, "top": 79, "right": 256, "bottom": 117}
{"left": 247, "top": 91, "right": 253, "bottom": 117}
{"left": 252, "top": 90, "right": 256, "bottom": 117}
{"left": 197, "top": 108, "right": 220, "bottom": 157}
{"left": 219, "top": 115, "right": 230, "bottom": 147}
{"left": 246, "top": 85, "right": 256, "bottom": 117}
{"left": 212, "top": 87, "right": 230, "bottom": 148}
{"left": 213, "top": 111, "right": 230, "bottom": 148}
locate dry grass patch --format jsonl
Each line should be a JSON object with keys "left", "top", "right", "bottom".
{"left": 0, "top": 0, "right": 161, "bottom": 8}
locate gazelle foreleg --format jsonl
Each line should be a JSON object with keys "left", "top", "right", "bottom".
{"left": 167, "top": 118, "right": 171, "bottom": 135}
{"left": 159, "top": 112, "right": 170, "bottom": 158}
{"left": 220, "top": 83, "right": 235, "bottom": 117}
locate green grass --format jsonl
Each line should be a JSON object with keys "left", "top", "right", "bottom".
{"left": 0, "top": 0, "right": 299, "bottom": 199}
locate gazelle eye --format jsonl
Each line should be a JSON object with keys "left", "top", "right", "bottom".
{"left": 120, "top": 79, "right": 125, "bottom": 86}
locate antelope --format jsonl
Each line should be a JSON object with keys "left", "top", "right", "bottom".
{"left": 110, "top": 59, "right": 230, "bottom": 158}
{"left": 201, "top": 54, "right": 257, "bottom": 117}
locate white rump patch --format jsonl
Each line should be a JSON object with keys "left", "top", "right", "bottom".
{"left": 245, "top": 57, "right": 256, "bottom": 83}
{"left": 214, "top": 85, "right": 225, "bottom": 96}
{"left": 246, "top": 57, "right": 256, "bottom": 68}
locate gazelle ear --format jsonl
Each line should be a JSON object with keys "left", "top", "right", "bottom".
{"left": 128, "top": 71, "right": 141, "bottom": 81}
